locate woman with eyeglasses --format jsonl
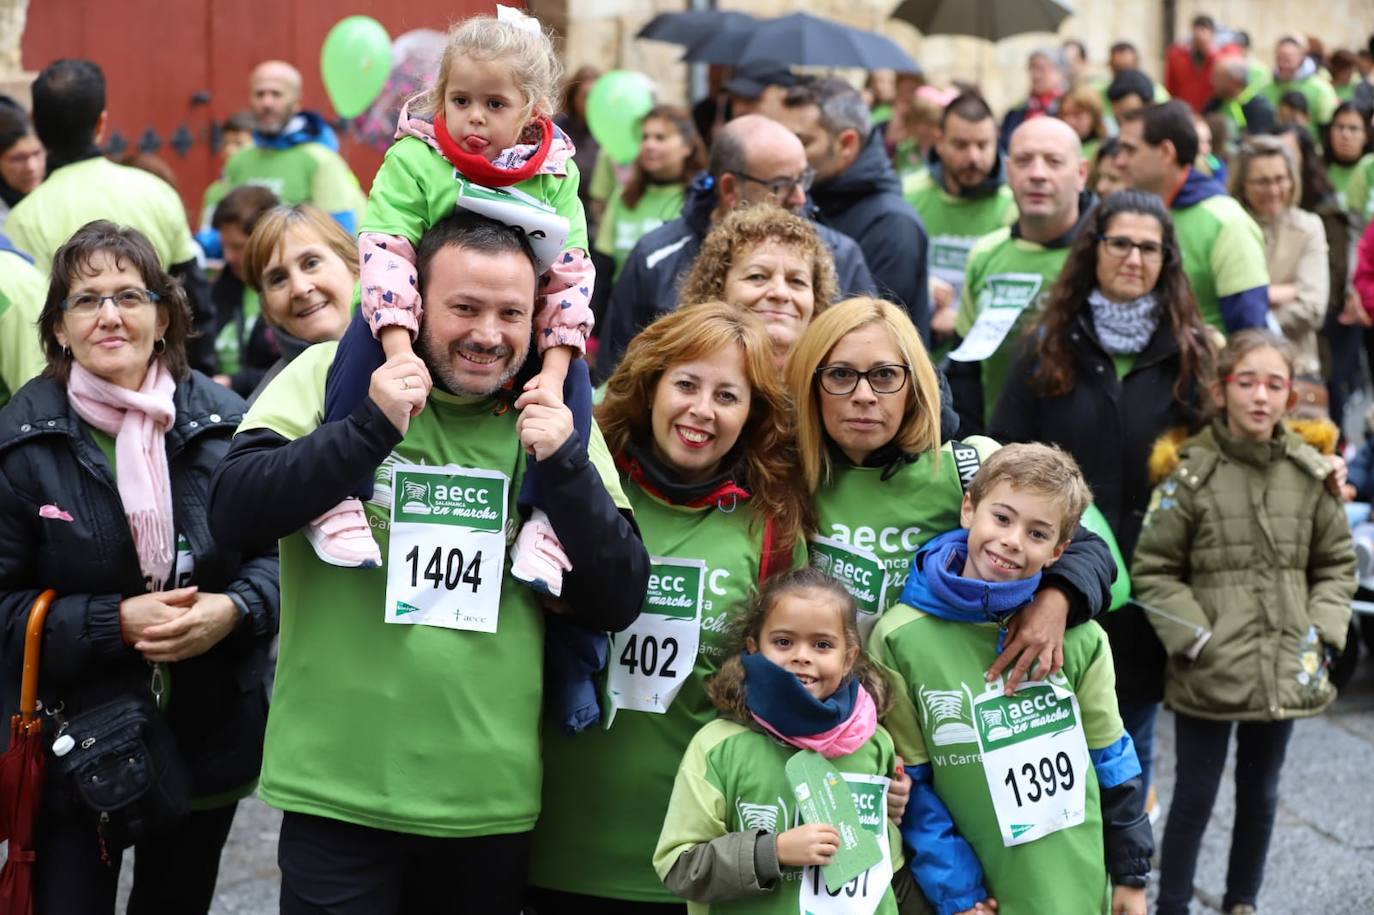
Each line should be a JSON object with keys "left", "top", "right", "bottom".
{"left": 787, "top": 297, "right": 1117, "bottom": 692}
{"left": 988, "top": 190, "right": 1215, "bottom": 815}
{"left": 1323, "top": 101, "right": 1373, "bottom": 209}
{"left": 1233, "top": 135, "right": 1330, "bottom": 389}
{"left": 0, "top": 221, "right": 278, "bottom": 914}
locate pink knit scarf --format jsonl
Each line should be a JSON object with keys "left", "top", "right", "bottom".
{"left": 752, "top": 685, "right": 878, "bottom": 759}
{"left": 67, "top": 360, "right": 177, "bottom": 586}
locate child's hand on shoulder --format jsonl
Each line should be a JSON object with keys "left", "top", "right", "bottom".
{"left": 1111, "top": 885, "right": 1146, "bottom": 915}
{"left": 954, "top": 898, "right": 998, "bottom": 915}
{"left": 775, "top": 823, "right": 840, "bottom": 867}
{"left": 519, "top": 367, "right": 567, "bottom": 408}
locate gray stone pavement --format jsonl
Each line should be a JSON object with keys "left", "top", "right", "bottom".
{"left": 90, "top": 645, "right": 1372, "bottom": 913}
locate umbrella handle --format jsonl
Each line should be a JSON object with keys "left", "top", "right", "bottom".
{"left": 20, "top": 590, "right": 57, "bottom": 724}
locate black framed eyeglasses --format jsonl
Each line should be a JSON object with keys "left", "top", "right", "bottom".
{"left": 731, "top": 168, "right": 816, "bottom": 199}
{"left": 1097, "top": 235, "right": 1166, "bottom": 263}
{"left": 815, "top": 364, "right": 911, "bottom": 396}
{"left": 61, "top": 288, "right": 161, "bottom": 315}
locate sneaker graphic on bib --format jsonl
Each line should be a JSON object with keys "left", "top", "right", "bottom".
{"left": 305, "top": 498, "right": 382, "bottom": 568}
{"left": 510, "top": 508, "right": 572, "bottom": 597}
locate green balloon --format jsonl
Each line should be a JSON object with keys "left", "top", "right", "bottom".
{"left": 1078, "top": 503, "right": 1131, "bottom": 611}
{"left": 585, "top": 71, "right": 655, "bottom": 166}
{"left": 321, "top": 16, "right": 392, "bottom": 120}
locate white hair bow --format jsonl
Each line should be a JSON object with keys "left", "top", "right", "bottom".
{"left": 497, "top": 4, "right": 543, "bottom": 36}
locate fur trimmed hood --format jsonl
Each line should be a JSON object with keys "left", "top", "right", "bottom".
{"left": 1148, "top": 417, "right": 1339, "bottom": 483}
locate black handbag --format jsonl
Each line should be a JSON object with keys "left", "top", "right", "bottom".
{"left": 53, "top": 694, "right": 190, "bottom": 856}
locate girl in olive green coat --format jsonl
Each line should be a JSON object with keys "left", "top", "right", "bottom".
{"left": 1131, "top": 329, "right": 1355, "bottom": 915}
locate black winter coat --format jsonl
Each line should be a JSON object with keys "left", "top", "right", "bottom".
{"left": 598, "top": 175, "right": 877, "bottom": 376}
{"left": 0, "top": 372, "right": 279, "bottom": 798}
{"left": 810, "top": 131, "right": 932, "bottom": 339}
{"left": 990, "top": 313, "right": 1207, "bottom": 702}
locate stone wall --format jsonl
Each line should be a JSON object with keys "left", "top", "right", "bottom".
{"left": 540, "top": 0, "right": 1374, "bottom": 118}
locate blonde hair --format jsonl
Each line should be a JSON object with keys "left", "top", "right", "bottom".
{"left": 966, "top": 443, "right": 1093, "bottom": 542}
{"left": 596, "top": 301, "right": 811, "bottom": 550}
{"left": 1060, "top": 85, "right": 1107, "bottom": 141}
{"left": 785, "top": 297, "right": 942, "bottom": 493}
{"left": 678, "top": 205, "right": 839, "bottom": 311}
{"left": 413, "top": 14, "right": 562, "bottom": 124}
{"left": 706, "top": 566, "right": 891, "bottom": 721}
{"left": 241, "top": 204, "right": 358, "bottom": 295}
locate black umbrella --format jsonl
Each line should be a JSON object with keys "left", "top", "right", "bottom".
{"left": 636, "top": 10, "right": 758, "bottom": 47}
{"left": 684, "top": 12, "right": 920, "bottom": 73}
{"left": 891, "top": 0, "right": 1074, "bottom": 41}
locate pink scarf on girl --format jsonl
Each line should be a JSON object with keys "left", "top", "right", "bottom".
{"left": 67, "top": 360, "right": 177, "bottom": 585}
{"left": 752, "top": 686, "right": 878, "bottom": 759}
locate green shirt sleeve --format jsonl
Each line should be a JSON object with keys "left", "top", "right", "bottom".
{"left": 1211, "top": 207, "right": 1270, "bottom": 298}
{"left": 238, "top": 341, "right": 334, "bottom": 440}
{"left": 1069, "top": 623, "right": 1125, "bottom": 750}
{"left": 954, "top": 234, "right": 997, "bottom": 337}
{"left": 593, "top": 186, "right": 623, "bottom": 258}
{"left": 653, "top": 720, "right": 735, "bottom": 881}
{"left": 360, "top": 141, "right": 433, "bottom": 244}
{"left": 306, "top": 146, "right": 366, "bottom": 225}
{"left": 545, "top": 158, "right": 589, "bottom": 253}
{"left": 0, "top": 290, "right": 45, "bottom": 405}
{"left": 870, "top": 605, "right": 932, "bottom": 766}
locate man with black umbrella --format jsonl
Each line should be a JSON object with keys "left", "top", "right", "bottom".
{"left": 775, "top": 77, "right": 933, "bottom": 339}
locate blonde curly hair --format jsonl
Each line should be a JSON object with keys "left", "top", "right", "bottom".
{"left": 678, "top": 205, "right": 839, "bottom": 311}
{"left": 412, "top": 13, "right": 562, "bottom": 124}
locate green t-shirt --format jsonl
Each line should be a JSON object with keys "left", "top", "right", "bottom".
{"left": 871, "top": 605, "right": 1124, "bottom": 915}
{"left": 363, "top": 136, "right": 587, "bottom": 253}
{"left": 1262, "top": 75, "right": 1339, "bottom": 132}
{"left": 1171, "top": 193, "right": 1269, "bottom": 332}
{"left": 810, "top": 438, "right": 998, "bottom": 629}
{"left": 0, "top": 255, "right": 48, "bottom": 407}
{"left": 954, "top": 228, "right": 1072, "bottom": 424}
{"left": 199, "top": 176, "right": 231, "bottom": 232}
{"left": 594, "top": 182, "right": 686, "bottom": 279}
{"left": 214, "top": 287, "right": 260, "bottom": 376}
{"left": 891, "top": 139, "right": 927, "bottom": 184}
{"left": 530, "top": 481, "right": 806, "bottom": 902}
{"left": 588, "top": 151, "right": 621, "bottom": 206}
{"left": 239, "top": 341, "right": 629, "bottom": 838}
{"left": 5, "top": 157, "right": 197, "bottom": 274}
{"left": 653, "top": 718, "right": 901, "bottom": 915}
{"left": 1343, "top": 154, "right": 1374, "bottom": 223}
{"left": 224, "top": 143, "right": 365, "bottom": 227}
{"left": 903, "top": 172, "right": 1018, "bottom": 297}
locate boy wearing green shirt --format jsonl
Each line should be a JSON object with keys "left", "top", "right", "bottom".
{"left": 872, "top": 444, "right": 1152, "bottom": 915}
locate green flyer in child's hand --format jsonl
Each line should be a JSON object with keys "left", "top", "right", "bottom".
{"left": 785, "top": 749, "right": 884, "bottom": 893}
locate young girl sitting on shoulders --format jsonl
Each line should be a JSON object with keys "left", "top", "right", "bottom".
{"left": 313, "top": 5, "right": 594, "bottom": 597}
{"left": 1133, "top": 329, "right": 1355, "bottom": 915}
{"left": 654, "top": 567, "right": 909, "bottom": 914}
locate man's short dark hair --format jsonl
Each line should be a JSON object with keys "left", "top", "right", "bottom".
{"left": 941, "top": 91, "right": 994, "bottom": 128}
{"left": 0, "top": 97, "right": 31, "bottom": 156}
{"left": 783, "top": 78, "right": 869, "bottom": 140}
{"left": 31, "top": 59, "right": 105, "bottom": 154}
{"left": 1279, "top": 90, "right": 1309, "bottom": 114}
{"left": 1192, "top": 14, "right": 1215, "bottom": 31}
{"left": 415, "top": 213, "right": 538, "bottom": 297}
{"left": 1110, "top": 41, "right": 1137, "bottom": 57}
{"left": 212, "top": 185, "right": 279, "bottom": 232}
{"left": 1124, "top": 101, "right": 1199, "bottom": 167}
{"left": 1107, "top": 69, "right": 1156, "bottom": 104}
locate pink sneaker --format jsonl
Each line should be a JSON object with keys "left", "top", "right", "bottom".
{"left": 305, "top": 498, "right": 382, "bottom": 568}
{"left": 510, "top": 509, "right": 572, "bottom": 597}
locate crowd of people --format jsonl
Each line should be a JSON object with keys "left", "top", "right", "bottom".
{"left": 0, "top": 7, "right": 1368, "bottom": 915}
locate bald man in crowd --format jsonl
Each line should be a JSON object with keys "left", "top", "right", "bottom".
{"left": 946, "top": 117, "right": 1096, "bottom": 434}
{"left": 223, "top": 60, "right": 365, "bottom": 232}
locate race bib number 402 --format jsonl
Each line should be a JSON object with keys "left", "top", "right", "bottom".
{"left": 383, "top": 465, "right": 509, "bottom": 633}
{"left": 605, "top": 557, "right": 704, "bottom": 723}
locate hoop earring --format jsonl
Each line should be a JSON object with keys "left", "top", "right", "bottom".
{"left": 153, "top": 337, "right": 166, "bottom": 354}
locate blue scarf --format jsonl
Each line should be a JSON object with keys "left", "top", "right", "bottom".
{"left": 899, "top": 530, "right": 1041, "bottom": 637}
{"left": 741, "top": 651, "right": 858, "bottom": 737}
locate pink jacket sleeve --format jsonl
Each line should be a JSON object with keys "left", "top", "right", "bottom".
{"left": 1355, "top": 220, "right": 1374, "bottom": 321}
{"left": 359, "top": 232, "right": 422, "bottom": 338}
{"left": 536, "top": 247, "right": 595, "bottom": 356}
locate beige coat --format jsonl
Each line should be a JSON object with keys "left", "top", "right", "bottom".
{"left": 1259, "top": 207, "right": 1329, "bottom": 376}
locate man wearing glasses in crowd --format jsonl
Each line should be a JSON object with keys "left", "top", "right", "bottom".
{"left": 598, "top": 113, "right": 876, "bottom": 375}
